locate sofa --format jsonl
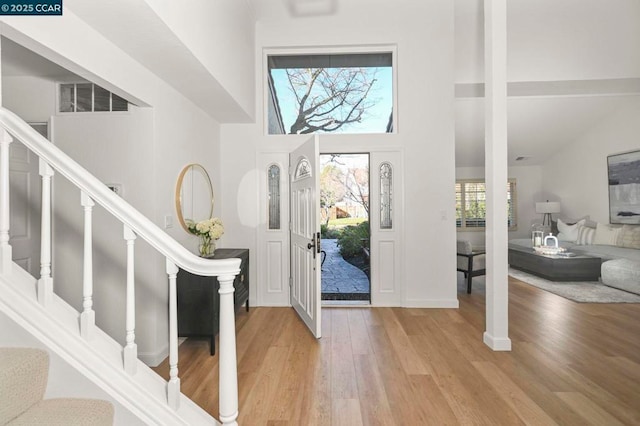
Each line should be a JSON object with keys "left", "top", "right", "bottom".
{"left": 509, "top": 219, "right": 640, "bottom": 295}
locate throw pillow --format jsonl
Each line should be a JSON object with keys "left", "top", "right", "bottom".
{"left": 557, "top": 219, "right": 586, "bottom": 242}
{"left": 593, "top": 223, "right": 622, "bottom": 246}
{"left": 552, "top": 215, "right": 593, "bottom": 235}
{"left": 617, "top": 225, "right": 640, "bottom": 249}
{"left": 576, "top": 225, "right": 595, "bottom": 245}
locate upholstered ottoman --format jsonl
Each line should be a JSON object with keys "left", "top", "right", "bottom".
{"left": 601, "top": 259, "right": 640, "bottom": 295}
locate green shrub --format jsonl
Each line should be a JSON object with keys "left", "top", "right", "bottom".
{"left": 321, "top": 224, "right": 341, "bottom": 239}
{"left": 337, "top": 221, "right": 370, "bottom": 258}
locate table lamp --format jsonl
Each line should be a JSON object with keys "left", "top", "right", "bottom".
{"left": 535, "top": 201, "right": 561, "bottom": 226}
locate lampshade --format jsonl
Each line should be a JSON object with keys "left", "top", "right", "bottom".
{"left": 536, "top": 201, "right": 561, "bottom": 214}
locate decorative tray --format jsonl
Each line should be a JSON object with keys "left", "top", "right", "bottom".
{"left": 533, "top": 246, "right": 566, "bottom": 256}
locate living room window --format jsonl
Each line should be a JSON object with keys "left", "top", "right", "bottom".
{"left": 456, "top": 179, "right": 517, "bottom": 231}
{"left": 59, "top": 83, "right": 128, "bottom": 113}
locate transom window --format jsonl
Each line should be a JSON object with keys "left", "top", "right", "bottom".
{"left": 267, "top": 52, "right": 394, "bottom": 135}
{"left": 456, "top": 179, "right": 517, "bottom": 231}
{"left": 59, "top": 83, "right": 128, "bottom": 113}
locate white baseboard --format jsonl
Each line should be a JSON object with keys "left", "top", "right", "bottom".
{"left": 138, "top": 344, "right": 168, "bottom": 367}
{"left": 255, "top": 302, "right": 291, "bottom": 307}
{"left": 483, "top": 332, "right": 512, "bottom": 351}
{"left": 403, "top": 299, "right": 459, "bottom": 308}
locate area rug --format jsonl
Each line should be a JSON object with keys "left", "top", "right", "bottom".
{"left": 508, "top": 268, "right": 640, "bottom": 303}
{"left": 457, "top": 270, "right": 640, "bottom": 303}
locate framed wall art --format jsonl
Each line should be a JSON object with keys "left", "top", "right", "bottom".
{"left": 608, "top": 150, "right": 640, "bottom": 224}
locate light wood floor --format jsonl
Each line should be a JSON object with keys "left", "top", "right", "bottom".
{"left": 153, "top": 277, "right": 640, "bottom": 425}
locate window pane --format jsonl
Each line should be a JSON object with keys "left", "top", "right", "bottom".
{"left": 380, "top": 162, "right": 392, "bottom": 229}
{"left": 267, "top": 52, "right": 394, "bottom": 135}
{"left": 76, "top": 83, "right": 92, "bottom": 112}
{"left": 60, "top": 84, "right": 75, "bottom": 112}
{"left": 456, "top": 180, "right": 517, "bottom": 230}
{"left": 464, "top": 182, "right": 486, "bottom": 228}
{"left": 94, "top": 85, "right": 110, "bottom": 111}
{"left": 268, "top": 165, "right": 281, "bottom": 230}
{"left": 112, "top": 93, "right": 128, "bottom": 111}
{"left": 507, "top": 180, "right": 517, "bottom": 228}
{"left": 455, "top": 182, "right": 462, "bottom": 228}
{"left": 294, "top": 157, "right": 311, "bottom": 180}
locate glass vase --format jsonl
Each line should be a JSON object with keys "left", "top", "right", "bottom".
{"left": 199, "top": 237, "right": 215, "bottom": 257}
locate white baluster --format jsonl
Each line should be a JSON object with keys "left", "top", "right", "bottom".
{"left": 218, "top": 274, "right": 239, "bottom": 426}
{"left": 80, "top": 192, "right": 95, "bottom": 339}
{"left": 0, "top": 129, "right": 13, "bottom": 274}
{"left": 37, "top": 158, "right": 54, "bottom": 307}
{"left": 166, "top": 259, "right": 180, "bottom": 409}
{"left": 123, "top": 225, "right": 137, "bottom": 375}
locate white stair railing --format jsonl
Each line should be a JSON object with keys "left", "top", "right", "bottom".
{"left": 0, "top": 130, "right": 11, "bottom": 274}
{"left": 37, "top": 158, "right": 54, "bottom": 307}
{"left": 0, "top": 107, "right": 240, "bottom": 425}
{"left": 80, "top": 191, "right": 96, "bottom": 340}
{"left": 123, "top": 224, "right": 138, "bottom": 376}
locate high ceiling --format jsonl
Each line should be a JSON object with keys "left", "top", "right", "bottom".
{"left": 2, "top": 0, "right": 639, "bottom": 167}
{"left": 1, "top": 37, "right": 78, "bottom": 79}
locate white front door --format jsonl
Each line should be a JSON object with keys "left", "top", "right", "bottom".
{"left": 10, "top": 123, "right": 47, "bottom": 277}
{"left": 289, "top": 136, "right": 321, "bottom": 338}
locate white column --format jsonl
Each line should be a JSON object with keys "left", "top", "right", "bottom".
{"left": 37, "top": 158, "right": 54, "bottom": 307}
{"left": 166, "top": 259, "right": 180, "bottom": 410}
{"left": 80, "top": 192, "right": 95, "bottom": 339}
{"left": 123, "top": 225, "right": 137, "bottom": 375}
{"left": 484, "top": 0, "right": 511, "bottom": 351}
{"left": 218, "top": 274, "right": 239, "bottom": 426}
{"left": 0, "top": 129, "right": 13, "bottom": 274}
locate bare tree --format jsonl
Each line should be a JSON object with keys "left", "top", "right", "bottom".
{"left": 320, "top": 164, "right": 346, "bottom": 225}
{"left": 286, "top": 68, "right": 378, "bottom": 134}
{"left": 344, "top": 167, "right": 369, "bottom": 216}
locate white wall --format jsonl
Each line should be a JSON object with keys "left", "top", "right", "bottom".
{"left": 1, "top": 17, "right": 222, "bottom": 363}
{"left": 541, "top": 97, "right": 640, "bottom": 224}
{"left": 145, "top": 0, "right": 255, "bottom": 120}
{"left": 1, "top": 76, "right": 55, "bottom": 121}
{"left": 221, "top": 0, "right": 458, "bottom": 307}
{"left": 456, "top": 165, "right": 543, "bottom": 247}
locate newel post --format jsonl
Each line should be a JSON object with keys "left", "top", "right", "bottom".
{"left": 218, "top": 274, "right": 239, "bottom": 426}
{"left": 0, "top": 129, "right": 13, "bottom": 274}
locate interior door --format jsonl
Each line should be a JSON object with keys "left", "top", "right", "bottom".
{"left": 289, "top": 135, "right": 321, "bottom": 338}
{"left": 9, "top": 123, "right": 47, "bottom": 277}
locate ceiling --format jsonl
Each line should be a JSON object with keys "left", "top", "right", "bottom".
{"left": 1, "top": 37, "right": 78, "bottom": 79}
{"left": 2, "top": 0, "right": 639, "bottom": 167}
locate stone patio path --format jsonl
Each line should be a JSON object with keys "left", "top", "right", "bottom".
{"left": 321, "top": 239, "right": 369, "bottom": 294}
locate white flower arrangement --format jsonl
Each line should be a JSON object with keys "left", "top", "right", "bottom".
{"left": 186, "top": 217, "right": 224, "bottom": 256}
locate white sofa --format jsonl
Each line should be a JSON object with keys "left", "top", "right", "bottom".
{"left": 509, "top": 222, "right": 640, "bottom": 295}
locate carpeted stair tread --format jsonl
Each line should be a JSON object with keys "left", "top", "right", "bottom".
{"left": 1, "top": 348, "right": 114, "bottom": 425}
{"left": 0, "top": 348, "right": 49, "bottom": 424}
{"left": 7, "top": 398, "right": 114, "bottom": 425}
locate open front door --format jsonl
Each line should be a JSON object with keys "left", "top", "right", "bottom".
{"left": 290, "top": 136, "right": 321, "bottom": 338}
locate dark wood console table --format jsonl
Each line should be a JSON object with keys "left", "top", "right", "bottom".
{"left": 508, "top": 248, "right": 601, "bottom": 281}
{"left": 176, "top": 248, "right": 249, "bottom": 355}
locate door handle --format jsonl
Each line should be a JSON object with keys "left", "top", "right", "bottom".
{"left": 307, "top": 232, "right": 321, "bottom": 258}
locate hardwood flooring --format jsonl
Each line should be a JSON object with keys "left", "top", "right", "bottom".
{"left": 152, "top": 277, "right": 640, "bottom": 425}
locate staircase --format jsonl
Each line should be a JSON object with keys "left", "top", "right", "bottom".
{"left": 0, "top": 107, "right": 241, "bottom": 425}
{"left": 0, "top": 347, "right": 114, "bottom": 425}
